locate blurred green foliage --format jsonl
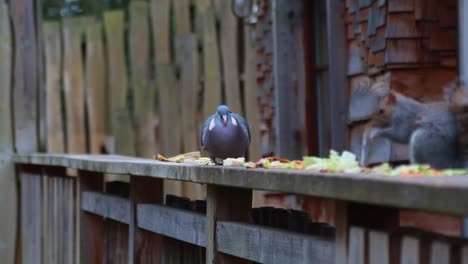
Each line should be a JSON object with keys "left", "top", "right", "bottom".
{"left": 43, "top": 0, "right": 130, "bottom": 20}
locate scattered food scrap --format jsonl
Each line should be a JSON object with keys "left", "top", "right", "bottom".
{"left": 154, "top": 150, "right": 468, "bottom": 177}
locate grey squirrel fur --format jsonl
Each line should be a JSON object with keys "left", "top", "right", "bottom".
{"left": 369, "top": 91, "right": 458, "bottom": 169}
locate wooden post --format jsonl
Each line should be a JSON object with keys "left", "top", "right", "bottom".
{"left": 129, "top": 176, "right": 163, "bottom": 264}
{"left": 0, "top": 1, "right": 16, "bottom": 263}
{"left": 206, "top": 185, "right": 252, "bottom": 263}
{"left": 79, "top": 170, "right": 105, "bottom": 264}
{"left": 326, "top": 0, "right": 348, "bottom": 151}
{"left": 335, "top": 201, "right": 348, "bottom": 264}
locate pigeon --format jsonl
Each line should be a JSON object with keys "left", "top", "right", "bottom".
{"left": 201, "top": 105, "right": 250, "bottom": 164}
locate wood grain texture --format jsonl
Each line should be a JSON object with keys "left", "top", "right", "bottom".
{"left": 429, "top": 241, "right": 450, "bottom": 264}
{"left": 12, "top": 153, "right": 468, "bottom": 216}
{"left": 129, "top": 1, "right": 155, "bottom": 158}
{"left": 243, "top": 24, "right": 261, "bottom": 161}
{"left": 199, "top": 3, "right": 222, "bottom": 119}
{"left": 219, "top": 0, "right": 241, "bottom": 114}
{"left": 86, "top": 19, "right": 107, "bottom": 154}
{"left": 19, "top": 166, "right": 42, "bottom": 264}
{"left": 335, "top": 201, "right": 348, "bottom": 264}
{"left": 103, "top": 11, "right": 135, "bottom": 156}
{"left": 129, "top": 176, "right": 163, "bottom": 264}
{"left": 0, "top": 2, "right": 16, "bottom": 263}
{"left": 63, "top": 17, "right": 86, "bottom": 153}
{"left": 81, "top": 191, "right": 130, "bottom": 223}
{"left": 217, "top": 221, "right": 335, "bottom": 264}
{"left": 43, "top": 22, "right": 65, "bottom": 153}
{"left": 138, "top": 204, "right": 206, "bottom": 246}
{"left": 173, "top": 0, "right": 191, "bottom": 37}
{"left": 10, "top": 0, "right": 39, "bottom": 153}
{"left": 150, "top": 0, "right": 171, "bottom": 63}
{"left": 207, "top": 185, "right": 252, "bottom": 263}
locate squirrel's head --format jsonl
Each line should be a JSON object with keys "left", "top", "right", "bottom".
{"left": 371, "top": 91, "right": 397, "bottom": 127}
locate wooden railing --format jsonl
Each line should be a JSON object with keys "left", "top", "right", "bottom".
{"left": 11, "top": 153, "right": 468, "bottom": 264}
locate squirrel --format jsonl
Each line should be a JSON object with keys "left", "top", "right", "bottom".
{"left": 367, "top": 91, "right": 458, "bottom": 169}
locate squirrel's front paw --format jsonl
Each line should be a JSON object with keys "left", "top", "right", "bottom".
{"left": 368, "top": 128, "right": 381, "bottom": 140}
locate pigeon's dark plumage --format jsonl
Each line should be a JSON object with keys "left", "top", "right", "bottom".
{"left": 201, "top": 105, "right": 250, "bottom": 164}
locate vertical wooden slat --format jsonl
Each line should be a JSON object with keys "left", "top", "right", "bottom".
{"left": 348, "top": 227, "right": 365, "bottom": 264}
{"left": 430, "top": 241, "right": 450, "bottom": 264}
{"left": 150, "top": 0, "right": 171, "bottom": 64}
{"left": 0, "top": 2, "right": 16, "bottom": 263}
{"left": 272, "top": 0, "right": 303, "bottom": 160}
{"left": 400, "top": 236, "right": 420, "bottom": 264}
{"left": 41, "top": 174, "right": 49, "bottom": 264}
{"left": 129, "top": 0, "right": 155, "bottom": 158}
{"left": 206, "top": 185, "right": 252, "bottom": 263}
{"left": 52, "top": 176, "right": 58, "bottom": 264}
{"left": 20, "top": 166, "right": 42, "bottom": 264}
{"left": 198, "top": 1, "right": 222, "bottom": 119}
{"left": 326, "top": 0, "right": 348, "bottom": 151}
{"left": 35, "top": 0, "right": 45, "bottom": 152}
{"left": 219, "top": 0, "right": 242, "bottom": 114}
{"left": 369, "top": 230, "right": 389, "bottom": 264}
{"left": 103, "top": 11, "right": 135, "bottom": 156}
{"left": 43, "top": 22, "right": 65, "bottom": 153}
{"left": 63, "top": 17, "right": 86, "bottom": 154}
{"left": 79, "top": 170, "right": 105, "bottom": 264}
{"left": 129, "top": 176, "right": 163, "bottom": 264}
{"left": 461, "top": 245, "right": 468, "bottom": 264}
{"left": 86, "top": 19, "right": 107, "bottom": 154}
{"left": 335, "top": 201, "right": 349, "bottom": 264}
{"left": 10, "top": 0, "right": 39, "bottom": 153}
{"left": 173, "top": 0, "right": 191, "bottom": 37}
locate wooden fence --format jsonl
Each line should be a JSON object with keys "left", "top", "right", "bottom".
{"left": 10, "top": 153, "right": 468, "bottom": 264}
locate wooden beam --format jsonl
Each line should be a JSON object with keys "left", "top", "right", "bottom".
{"left": 206, "top": 185, "right": 252, "bottom": 263}
{"left": 326, "top": 0, "right": 348, "bottom": 151}
{"left": 138, "top": 204, "right": 206, "bottom": 247}
{"left": 81, "top": 191, "right": 130, "bottom": 224}
{"left": 129, "top": 177, "right": 163, "bottom": 264}
{"left": 13, "top": 153, "right": 468, "bottom": 216}
{"left": 217, "top": 221, "right": 335, "bottom": 264}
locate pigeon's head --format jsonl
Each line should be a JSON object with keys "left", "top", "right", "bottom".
{"left": 216, "top": 105, "right": 232, "bottom": 126}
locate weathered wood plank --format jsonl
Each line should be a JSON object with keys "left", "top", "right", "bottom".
{"left": 400, "top": 236, "right": 419, "bottom": 264}
{"left": 335, "top": 202, "right": 349, "bottom": 264}
{"left": 173, "top": 0, "right": 191, "bottom": 37}
{"left": 207, "top": 185, "right": 252, "bottom": 263}
{"left": 150, "top": 0, "right": 171, "bottom": 63}
{"left": 86, "top": 19, "right": 107, "bottom": 154}
{"left": 13, "top": 153, "right": 468, "bottom": 216}
{"left": 79, "top": 171, "right": 105, "bottom": 264}
{"left": 138, "top": 204, "right": 206, "bottom": 246}
{"left": 10, "top": 0, "right": 39, "bottom": 153}
{"left": 462, "top": 245, "right": 468, "bottom": 264}
{"left": 43, "top": 22, "right": 64, "bottom": 153}
{"left": 63, "top": 17, "right": 86, "bottom": 154}
{"left": 369, "top": 230, "right": 389, "bottom": 264}
{"left": 388, "top": 0, "right": 414, "bottom": 13}
{"left": 199, "top": 3, "right": 222, "bottom": 119}
{"left": 219, "top": 0, "right": 242, "bottom": 114}
{"left": 217, "top": 221, "right": 335, "bottom": 264}
{"left": 81, "top": 191, "right": 130, "bottom": 224}
{"left": 0, "top": 2, "right": 16, "bottom": 262}
{"left": 243, "top": 23, "right": 261, "bottom": 162}
{"left": 429, "top": 241, "right": 450, "bottom": 264}
{"left": 156, "top": 63, "right": 182, "bottom": 156}
{"left": 103, "top": 11, "right": 135, "bottom": 156}
{"left": 326, "top": 0, "right": 349, "bottom": 151}
{"left": 129, "top": 1, "right": 155, "bottom": 158}
{"left": 348, "top": 227, "right": 365, "bottom": 264}
{"left": 20, "top": 166, "right": 42, "bottom": 264}
{"left": 272, "top": 0, "right": 303, "bottom": 159}
{"left": 129, "top": 177, "right": 163, "bottom": 264}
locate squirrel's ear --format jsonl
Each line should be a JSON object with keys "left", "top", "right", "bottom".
{"left": 388, "top": 91, "right": 397, "bottom": 103}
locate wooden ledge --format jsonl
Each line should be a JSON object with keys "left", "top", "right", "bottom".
{"left": 12, "top": 153, "right": 468, "bottom": 215}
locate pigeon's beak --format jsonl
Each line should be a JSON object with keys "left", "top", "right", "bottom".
{"left": 222, "top": 115, "right": 228, "bottom": 125}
